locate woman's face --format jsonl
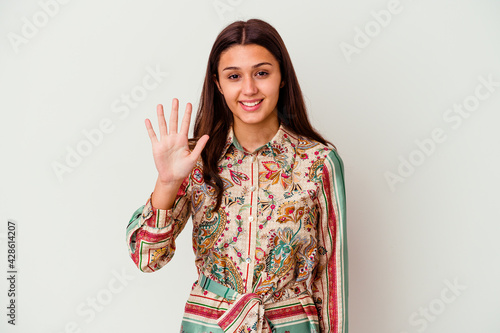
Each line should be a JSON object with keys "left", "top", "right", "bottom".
{"left": 215, "top": 44, "right": 284, "bottom": 130}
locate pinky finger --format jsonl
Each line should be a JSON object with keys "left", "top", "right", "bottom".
{"left": 145, "top": 118, "right": 158, "bottom": 144}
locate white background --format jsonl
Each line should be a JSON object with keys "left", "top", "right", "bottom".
{"left": 1, "top": 0, "right": 499, "bottom": 332}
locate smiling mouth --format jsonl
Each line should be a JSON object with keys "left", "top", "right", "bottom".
{"left": 240, "top": 99, "right": 263, "bottom": 107}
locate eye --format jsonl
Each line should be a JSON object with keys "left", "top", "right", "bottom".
{"left": 227, "top": 71, "right": 269, "bottom": 80}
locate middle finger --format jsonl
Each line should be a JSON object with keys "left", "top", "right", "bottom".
{"left": 169, "top": 98, "right": 179, "bottom": 134}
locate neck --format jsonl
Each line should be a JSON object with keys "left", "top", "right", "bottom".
{"left": 233, "top": 119, "right": 280, "bottom": 153}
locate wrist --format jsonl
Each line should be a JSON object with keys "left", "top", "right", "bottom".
{"left": 156, "top": 176, "right": 183, "bottom": 190}
{"left": 151, "top": 177, "right": 184, "bottom": 210}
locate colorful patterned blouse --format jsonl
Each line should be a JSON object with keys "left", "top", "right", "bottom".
{"left": 126, "top": 123, "right": 348, "bottom": 333}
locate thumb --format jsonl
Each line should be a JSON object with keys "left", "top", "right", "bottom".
{"left": 190, "top": 134, "right": 209, "bottom": 160}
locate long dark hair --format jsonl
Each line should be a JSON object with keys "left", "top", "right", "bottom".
{"left": 189, "top": 18, "right": 335, "bottom": 212}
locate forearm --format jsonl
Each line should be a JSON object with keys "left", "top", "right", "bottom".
{"left": 151, "top": 176, "right": 184, "bottom": 210}
{"left": 126, "top": 197, "right": 181, "bottom": 272}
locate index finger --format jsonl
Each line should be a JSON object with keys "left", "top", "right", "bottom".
{"left": 179, "top": 102, "right": 193, "bottom": 136}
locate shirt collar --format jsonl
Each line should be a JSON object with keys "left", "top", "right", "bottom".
{"left": 219, "top": 123, "right": 299, "bottom": 163}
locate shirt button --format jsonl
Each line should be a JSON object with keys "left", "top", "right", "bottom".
{"left": 249, "top": 186, "right": 256, "bottom": 192}
{"left": 245, "top": 257, "right": 251, "bottom": 263}
{"left": 248, "top": 216, "right": 254, "bottom": 222}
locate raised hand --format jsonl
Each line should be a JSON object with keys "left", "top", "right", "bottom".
{"left": 145, "top": 98, "right": 209, "bottom": 187}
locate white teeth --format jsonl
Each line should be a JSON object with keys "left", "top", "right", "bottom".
{"left": 241, "top": 99, "right": 262, "bottom": 107}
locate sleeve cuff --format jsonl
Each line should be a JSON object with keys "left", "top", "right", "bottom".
{"left": 141, "top": 192, "right": 174, "bottom": 229}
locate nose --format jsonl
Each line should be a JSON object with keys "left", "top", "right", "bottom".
{"left": 242, "top": 75, "right": 258, "bottom": 95}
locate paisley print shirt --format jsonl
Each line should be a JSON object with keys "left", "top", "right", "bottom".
{"left": 126, "top": 123, "right": 348, "bottom": 333}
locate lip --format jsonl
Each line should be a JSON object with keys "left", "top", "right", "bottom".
{"left": 240, "top": 98, "right": 263, "bottom": 103}
{"left": 239, "top": 98, "right": 263, "bottom": 111}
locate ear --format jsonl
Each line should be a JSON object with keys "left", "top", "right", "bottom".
{"left": 213, "top": 74, "right": 223, "bottom": 94}
{"left": 280, "top": 80, "right": 285, "bottom": 89}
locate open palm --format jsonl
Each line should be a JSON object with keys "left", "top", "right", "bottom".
{"left": 145, "top": 98, "right": 209, "bottom": 186}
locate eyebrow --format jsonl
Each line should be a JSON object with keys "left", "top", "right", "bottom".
{"left": 222, "top": 62, "right": 273, "bottom": 71}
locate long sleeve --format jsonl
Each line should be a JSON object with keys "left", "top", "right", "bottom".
{"left": 125, "top": 174, "right": 192, "bottom": 272}
{"left": 312, "top": 148, "right": 348, "bottom": 333}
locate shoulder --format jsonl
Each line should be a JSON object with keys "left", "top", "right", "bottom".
{"left": 282, "top": 128, "right": 341, "bottom": 184}
{"left": 290, "top": 130, "right": 341, "bottom": 167}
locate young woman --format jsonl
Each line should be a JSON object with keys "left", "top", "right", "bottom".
{"left": 126, "top": 18, "right": 348, "bottom": 333}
